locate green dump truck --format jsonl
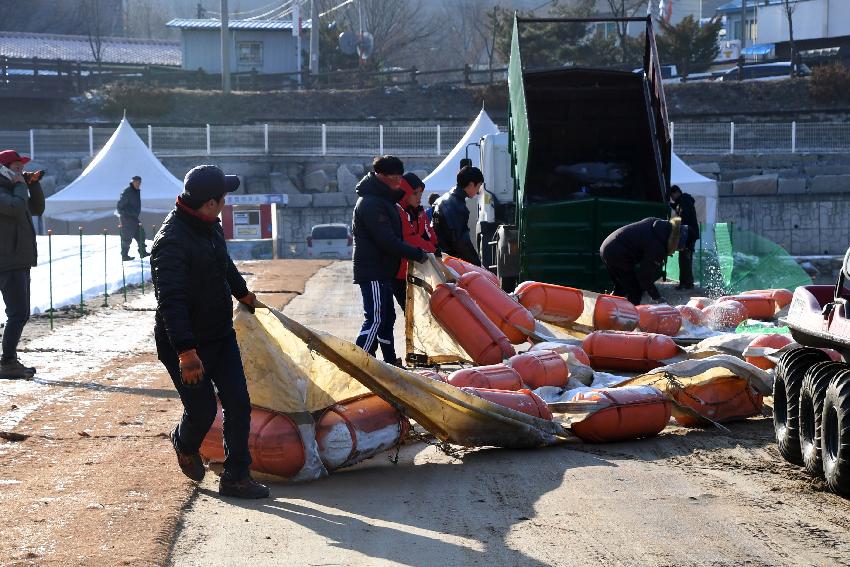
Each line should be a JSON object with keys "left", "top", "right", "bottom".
{"left": 479, "top": 15, "right": 672, "bottom": 291}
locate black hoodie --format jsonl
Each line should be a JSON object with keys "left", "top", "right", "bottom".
{"left": 599, "top": 217, "right": 672, "bottom": 300}
{"left": 351, "top": 172, "right": 425, "bottom": 283}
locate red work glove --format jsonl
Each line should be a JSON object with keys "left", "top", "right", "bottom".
{"left": 178, "top": 349, "right": 204, "bottom": 386}
{"left": 238, "top": 292, "right": 257, "bottom": 314}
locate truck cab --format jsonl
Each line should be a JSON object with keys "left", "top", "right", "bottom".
{"left": 480, "top": 16, "right": 672, "bottom": 292}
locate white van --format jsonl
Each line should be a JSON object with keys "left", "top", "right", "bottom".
{"left": 307, "top": 223, "right": 352, "bottom": 259}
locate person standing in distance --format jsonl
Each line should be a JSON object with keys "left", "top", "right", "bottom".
{"left": 0, "top": 150, "right": 44, "bottom": 380}
{"left": 668, "top": 185, "right": 700, "bottom": 290}
{"left": 117, "top": 175, "right": 149, "bottom": 261}
{"left": 432, "top": 166, "right": 483, "bottom": 266}
{"left": 151, "top": 165, "right": 268, "bottom": 499}
{"left": 352, "top": 156, "right": 426, "bottom": 366}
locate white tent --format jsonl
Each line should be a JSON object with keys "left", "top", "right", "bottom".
{"left": 423, "top": 109, "right": 500, "bottom": 194}
{"left": 44, "top": 118, "right": 183, "bottom": 234}
{"left": 671, "top": 152, "right": 718, "bottom": 245}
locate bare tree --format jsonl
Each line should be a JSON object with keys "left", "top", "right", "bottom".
{"left": 604, "top": 0, "right": 647, "bottom": 64}
{"left": 81, "top": 0, "right": 106, "bottom": 66}
{"left": 782, "top": 0, "right": 800, "bottom": 75}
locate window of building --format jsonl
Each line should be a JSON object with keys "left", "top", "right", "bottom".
{"left": 237, "top": 41, "right": 263, "bottom": 66}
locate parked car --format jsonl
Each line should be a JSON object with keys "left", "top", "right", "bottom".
{"left": 307, "top": 223, "right": 352, "bottom": 259}
{"left": 717, "top": 62, "right": 811, "bottom": 82}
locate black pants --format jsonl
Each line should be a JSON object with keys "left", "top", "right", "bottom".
{"left": 156, "top": 331, "right": 252, "bottom": 481}
{"left": 678, "top": 245, "right": 696, "bottom": 288}
{"left": 355, "top": 280, "right": 396, "bottom": 363}
{"left": 0, "top": 269, "right": 30, "bottom": 363}
{"left": 120, "top": 216, "right": 146, "bottom": 256}
{"left": 605, "top": 263, "right": 643, "bottom": 306}
{"left": 392, "top": 278, "right": 406, "bottom": 309}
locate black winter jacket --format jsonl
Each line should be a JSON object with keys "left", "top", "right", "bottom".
{"left": 151, "top": 202, "right": 249, "bottom": 353}
{"left": 670, "top": 193, "right": 700, "bottom": 243}
{"left": 0, "top": 175, "right": 44, "bottom": 272}
{"left": 432, "top": 187, "right": 481, "bottom": 266}
{"left": 599, "top": 218, "right": 672, "bottom": 301}
{"left": 351, "top": 172, "right": 425, "bottom": 283}
{"left": 116, "top": 185, "right": 141, "bottom": 219}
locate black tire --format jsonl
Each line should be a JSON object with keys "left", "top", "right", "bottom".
{"left": 774, "top": 348, "right": 830, "bottom": 465}
{"left": 799, "top": 361, "right": 845, "bottom": 476}
{"left": 821, "top": 370, "right": 850, "bottom": 496}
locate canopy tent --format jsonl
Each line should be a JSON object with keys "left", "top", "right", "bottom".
{"left": 44, "top": 118, "right": 183, "bottom": 234}
{"left": 423, "top": 109, "right": 500, "bottom": 194}
{"left": 671, "top": 152, "right": 719, "bottom": 246}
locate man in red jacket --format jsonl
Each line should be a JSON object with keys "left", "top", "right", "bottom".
{"left": 393, "top": 172, "right": 437, "bottom": 308}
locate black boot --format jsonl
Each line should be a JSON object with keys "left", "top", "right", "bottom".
{"left": 219, "top": 475, "right": 270, "bottom": 499}
{"left": 138, "top": 250, "right": 150, "bottom": 259}
{"left": 122, "top": 253, "right": 135, "bottom": 262}
{"left": 170, "top": 427, "right": 205, "bottom": 482}
{"left": 0, "top": 358, "right": 35, "bottom": 380}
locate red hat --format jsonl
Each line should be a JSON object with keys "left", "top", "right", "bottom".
{"left": 0, "top": 150, "right": 30, "bottom": 167}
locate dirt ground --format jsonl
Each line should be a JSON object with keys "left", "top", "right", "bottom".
{"left": 168, "top": 261, "right": 850, "bottom": 567}
{"left": 0, "top": 260, "right": 328, "bottom": 567}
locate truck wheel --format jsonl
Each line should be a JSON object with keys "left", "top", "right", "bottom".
{"left": 800, "top": 361, "right": 846, "bottom": 476}
{"left": 775, "top": 348, "right": 830, "bottom": 465}
{"left": 821, "top": 371, "right": 850, "bottom": 496}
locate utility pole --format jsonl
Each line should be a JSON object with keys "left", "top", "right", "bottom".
{"left": 221, "top": 0, "right": 231, "bottom": 93}
{"left": 309, "top": 0, "right": 319, "bottom": 75}
{"left": 740, "top": 0, "right": 747, "bottom": 50}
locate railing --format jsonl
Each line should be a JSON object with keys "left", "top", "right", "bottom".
{"left": 2, "top": 121, "right": 849, "bottom": 160}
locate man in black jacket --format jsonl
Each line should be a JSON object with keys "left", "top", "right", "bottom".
{"left": 599, "top": 217, "right": 687, "bottom": 305}
{"left": 669, "top": 185, "right": 700, "bottom": 290}
{"left": 0, "top": 150, "right": 44, "bottom": 380}
{"left": 432, "top": 166, "right": 483, "bottom": 266}
{"left": 151, "top": 165, "right": 268, "bottom": 499}
{"left": 116, "top": 175, "right": 149, "bottom": 261}
{"left": 352, "top": 156, "right": 426, "bottom": 366}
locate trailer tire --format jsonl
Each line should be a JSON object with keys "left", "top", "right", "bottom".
{"left": 775, "top": 348, "right": 830, "bottom": 465}
{"left": 800, "top": 362, "right": 846, "bottom": 477}
{"left": 822, "top": 370, "right": 850, "bottom": 496}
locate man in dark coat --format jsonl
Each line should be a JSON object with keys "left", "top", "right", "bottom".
{"left": 151, "top": 165, "right": 268, "bottom": 499}
{"left": 599, "top": 217, "right": 688, "bottom": 305}
{"left": 352, "top": 156, "right": 426, "bottom": 366}
{"left": 669, "top": 185, "right": 700, "bottom": 290}
{"left": 117, "top": 175, "right": 149, "bottom": 261}
{"left": 0, "top": 150, "right": 44, "bottom": 380}
{"left": 432, "top": 166, "right": 483, "bottom": 266}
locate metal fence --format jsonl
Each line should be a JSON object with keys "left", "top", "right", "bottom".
{"left": 2, "top": 121, "right": 849, "bottom": 160}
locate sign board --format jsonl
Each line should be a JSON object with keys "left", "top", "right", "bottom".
{"left": 233, "top": 209, "right": 262, "bottom": 239}
{"left": 225, "top": 194, "right": 288, "bottom": 206}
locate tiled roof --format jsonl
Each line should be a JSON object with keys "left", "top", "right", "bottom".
{"left": 167, "top": 18, "right": 311, "bottom": 31}
{"left": 0, "top": 31, "right": 180, "bottom": 66}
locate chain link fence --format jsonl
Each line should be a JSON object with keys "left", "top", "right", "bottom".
{"left": 5, "top": 122, "right": 850, "bottom": 160}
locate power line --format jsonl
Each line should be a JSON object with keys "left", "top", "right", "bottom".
{"left": 242, "top": 1, "right": 298, "bottom": 21}
{"left": 207, "top": 0, "right": 292, "bottom": 18}
{"left": 320, "top": 0, "right": 356, "bottom": 19}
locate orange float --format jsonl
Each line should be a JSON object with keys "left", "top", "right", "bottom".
{"left": 744, "top": 334, "right": 793, "bottom": 370}
{"left": 417, "top": 369, "right": 448, "bottom": 383}
{"left": 507, "top": 350, "right": 570, "bottom": 389}
{"left": 670, "top": 376, "right": 763, "bottom": 427}
{"left": 675, "top": 305, "right": 706, "bottom": 327}
{"left": 458, "top": 271, "right": 535, "bottom": 344}
{"left": 513, "top": 281, "right": 584, "bottom": 325}
{"left": 461, "top": 387, "right": 553, "bottom": 420}
{"left": 718, "top": 294, "right": 776, "bottom": 320}
{"left": 636, "top": 304, "right": 682, "bottom": 336}
{"left": 529, "top": 342, "right": 591, "bottom": 366}
{"left": 701, "top": 299, "right": 748, "bottom": 329}
{"left": 686, "top": 297, "right": 712, "bottom": 310}
{"left": 315, "top": 394, "right": 410, "bottom": 471}
{"left": 593, "top": 294, "right": 640, "bottom": 331}
{"left": 742, "top": 288, "right": 793, "bottom": 309}
{"left": 430, "top": 283, "right": 515, "bottom": 365}
{"left": 570, "top": 386, "right": 672, "bottom": 443}
{"left": 447, "top": 364, "right": 524, "bottom": 390}
{"left": 443, "top": 255, "right": 500, "bottom": 287}
{"left": 200, "top": 405, "right": 306, "bottom": 479}
{"left": 582, "top": 331, "right": 681, "bottom": 372}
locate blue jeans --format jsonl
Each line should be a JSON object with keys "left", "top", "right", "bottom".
{"left": 0, "top": 269, "right": 30, "bottom": 363}
{"left": 355, "top": 280, "right": 397, "bottom": 363}
{"left": 156, "top": 331, "right": 253, "bottom": 480}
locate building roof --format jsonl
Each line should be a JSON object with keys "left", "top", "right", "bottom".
{"left": 716, "top": 0, "right": 784, "bottom": 13}
{"left": 166, "top": 18, "right": 312, "bottom": 31}
{"left": 0, "top": 31, "right": 180, "bottom": 66}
